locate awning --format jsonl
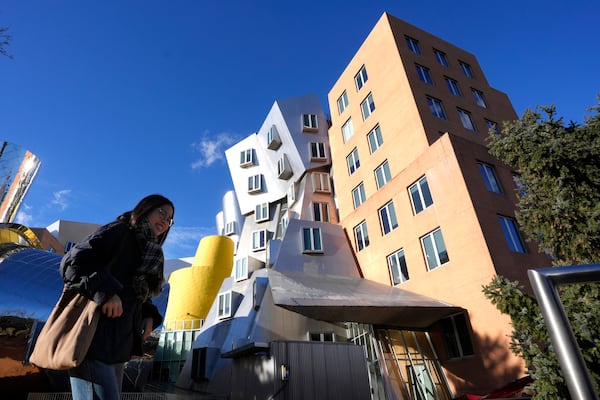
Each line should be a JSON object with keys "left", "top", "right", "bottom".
{"left": 269, "top": 270, "right": 463, "bottom": 329}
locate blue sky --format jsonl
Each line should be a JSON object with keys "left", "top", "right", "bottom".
{"left": 1, "top": 0, "right": 598, "bottom": 259}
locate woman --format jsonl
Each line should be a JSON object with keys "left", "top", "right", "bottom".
{"left": 60, "top": 194, "right": 175, "bottom": 400}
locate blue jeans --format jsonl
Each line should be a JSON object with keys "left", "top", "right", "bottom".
{"left": 69, "top": 359, "right": 124, "bottom": 400}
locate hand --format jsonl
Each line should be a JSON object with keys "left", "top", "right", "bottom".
{"left": 102, "top": 294, "right": 123, "bottom": 318}
{"left": 141, "top": 317, "right": 153, "bottom": 341}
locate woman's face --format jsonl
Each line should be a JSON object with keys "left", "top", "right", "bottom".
{"left": 147, "top": 204, "right": 174, "bottom": 237}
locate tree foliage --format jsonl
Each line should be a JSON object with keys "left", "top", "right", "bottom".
{"left": 1, "top": 25, "right": 12, "bottom": 59}
{"left": 483, "top": 98, "right": 600, "bottom": 398}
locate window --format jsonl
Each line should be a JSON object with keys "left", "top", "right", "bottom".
{"left": 379, "top": 201, "right": 398, "bottom": 235}
{"left": 459, "top": 61, "right": 474, "bottom": 78}
{"left": 352, "top": 183, "right": 366, "bottom": 209}
{"left": 302, "top": 227, "right": 323, "bottom": 253}
{"left": 337, "top": 91, "right": 349, "bottom": 114}
{"left": 485, "top": 119, "right": 501, "bottom": 135}
{"left": 255, "top": 202, "right": 269, "bottom": 222}
{"left": 287, "top": 184, "right": 296, "bottom": 205}
{"left": 224, "top": 221, "right": 236, "bottom": 236}
{"left": 458, "top": 108, "right": 476, "bottom": 131}
{"left": 388, "top": 249, "right": 409, "bottom": 285}
{"left": 277, "top": 153, "right": 293, "bottom": 179}
{"left": 267, "top": 125, "right": 281, "bottom": 150}
{"left": 303, "top": 113, "right": 318, "bottom": 132}
{"left": 498, "top": 216, "right": 526, "bottom": 253}
{"left": 342, "top": 118, "right": 355, "bottom": 142}
{"left": 471, "top": 88, "right": 487, "bottom": 108}
{"left": 427, "top": 96, "right": 447, "bottom": 119}
{"left": 512, "top": 174, "right": 526, "bottom": 197}
{"left": 235, "top": 257, "right": 248, "bottom": 281}
{"left": 367, "top": 125, "right": 384, "bottom": 153}
{"left": 312, "top": 172, "right": 331, "bottom": 193}
{"left": 441, "top": 313, "right": 474, "bottom": 359}
{"left": 240, "top": 149, "right": 253, "bottom": 167}
{"left": 355, "top": 65, "right": 368, "bottom": 90}
{"left": 409, "top": 176, "right": 433, "bottom": 214}
{"left": 361, "top": 93, "right": 376, "bottom": 120}
{"left": 421, "top": 228, "right": 449, "bottom": 270}
{"left": 310, "top": 332, "right": 335, "bottom": 342}
{"left": 375, "top": 160, "right": 391, "bottom": 189}
{"left": 312, "top": 202, "right": 330, "bottom": 222}
{"left": 310, "top": 142, "right": 326, "bottom": 161}
{"left": 248, "top": 174, "right": 262, "bottom": 193}
{"left": 346, "top": 148, "right": 360, "bottom": 175}
{"left": 416, "top": 64, "right": 433, "bottom": 84}
{"left": 353, "top": 221, "right": 370, "bottom": 251}
{"left": 444, "top": 77, "right": 461, "bottom": 96}
{"left": 277, "top": 212, "right": 289, "bottom": 239}
{"left": 434, "top": 49, "right": 448, "bottom": 66}
{"left": 405, "top": 36, "right": 421, "bottom": 54}
{"left": 217, "top": 291, "right": 232, "bottom": 318}
{"left": 252, "top": 230, "right": 267, "bottom": 251}
{"left": 478, "top": 162, "right": 502, "bottom": 193}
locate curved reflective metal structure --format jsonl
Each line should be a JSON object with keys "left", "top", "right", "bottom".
{"left": 0, "top": 223, "right": 43, "bottom": 248}
{"left": 0, "top": 141, "right": 41, "bottom": 223}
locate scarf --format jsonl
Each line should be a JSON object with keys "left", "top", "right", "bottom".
{"left": 132, "top": 219, "right": 165, "bottom": 300}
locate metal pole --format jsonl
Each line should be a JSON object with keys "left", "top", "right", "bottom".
{"left": 528, "top": 265, "right": 600, "bottom": 400}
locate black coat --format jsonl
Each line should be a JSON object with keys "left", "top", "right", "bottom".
{"left": 60, "top": 221, "right": 163, "bottom": 364}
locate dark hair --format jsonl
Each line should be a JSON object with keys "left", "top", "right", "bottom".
{"left": 118, "top": 194, "right": 175, "bottom": 244}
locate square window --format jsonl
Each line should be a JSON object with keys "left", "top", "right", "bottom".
{"left": 375, "top": 160, "right": 391, "bottom": 189}
{"left": 427, "top": 96, "right": 447, "bottom": 119}
{"left": 459, "top": 61, "right": 474, "bottom": 78}
{"left": 312, "top": 172, "right": 331, "bottom": 193}
{"left": 458, "top": 108, "right": 476, "bottom": 131}
{"left": 367, "top": 125, "right": 384, "bottom": 153}
{"left": 471, "top": 88, "right": 487, "bottom": 108}
{"left": 235, "top": 258, "right": 248, "bottom": 281}
{"left": 434, "top": 49, "right": 448, "bottom": 66}
{"left": 312, "top": 202, "right": 330, "bottom": 222}
{"left": 409, "top": 176, "right": 433, "bottom": 214}
{"left": 352, "top": 183, "right": 366, "bottom": 209}
{"left": 477, "top": 162, "right": 503, "bottom": 193}
{"left": 342, "top": 117, "right": 354, "bottom": 143}
{"left": 346, "top": 148, "right": 360, "bottom": 175}
{"left": 255, "top": 202, "right": 269, "bottom": 222}
{"left": 224, "top": 221, "right": 236, "bottom": 236}
{"left": 498, "top": 215, "right": 526, "bottom": 253}
{"left": 302, "top": 227, "right": 323, "bottom": 253}
{"left": 248, "top": 174, "right": 262, "bottom": 193}
{"left": 441, "top": 313, "right": 474, "bottom": 359}
{"left": 252, "top": 230, "right": 267, "bottom": 251}
{"left": 353, "top": 221, "right": 370, "bottom": 251}
{"left": 355, "top": 65, "right": 368, "bottom": 90}
{"left": 337, "top": 91, "right": 349, "bottom": 114}
{"left": 444, "top": 77, "right": 461, "bottom": 96}
{"left": 416, "top": 64, "right": 433, "bottom": 84}
{"left": 240, "top": 149, "right": 253, "bottom": 167}
{"left": 360, "top": 93, "right": 376, "bottom": 120}
{"left": 421, "top": 228, "right": 449, "bottom": 270}
{"left": 379, "top": 200, "right": 398, "bottom": 235}
{"left": 388, "top": 249, "right": 409, "bottom": 285}
{"left": 303, "top": 113, "right": 318, "bottom": 132}
{"left": 405, "top": 36, "right": 421, "bottom": 54}
{"left": 310, "top": 142, "right": 327, "bottom": 161}
{"left": 217, "top": 291, "right": 232, "bottom": 318}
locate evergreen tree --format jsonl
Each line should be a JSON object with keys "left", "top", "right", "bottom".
{"left": 483, "top": 98, "right": 600, "bottom": 398}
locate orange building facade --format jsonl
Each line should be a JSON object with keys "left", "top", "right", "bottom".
{"left": 327, "top": 13, "right": 551, "bottom": 395}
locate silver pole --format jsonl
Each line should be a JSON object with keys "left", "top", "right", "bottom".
{"left": 528, "top": 264, "right": 600, "bottom": 400}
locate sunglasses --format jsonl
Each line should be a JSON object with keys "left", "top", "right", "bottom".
{"left": 157, "top": 207, "right": 174, "bottom": 227}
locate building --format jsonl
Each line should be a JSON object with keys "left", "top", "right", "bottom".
{"left": 327, "top": 12, "right": 550, "bottom": 395}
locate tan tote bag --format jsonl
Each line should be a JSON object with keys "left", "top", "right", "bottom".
{"left": 29, "top": 286, "right": 100, "bottom": 370}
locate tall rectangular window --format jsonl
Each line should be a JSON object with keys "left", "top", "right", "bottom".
{"left": 354, "top": 221, "right": 370, "bottom": 251}
{"left": 367, "top": 125, "right": 384, "bottom": 153}
{"left": 303, "top": 227, "right": 323, "bottom": 253}
{"left": 444, "top": 77, "right": 461, "bottom": 96}
{"left": 458, "top": 108, "right": 476, "bottom": 131}
{"left": 312, "top": 172, "right": 331, "bottom": 193}
{"left": 235, "top": 258, "right": 248, "bottom": 281}
{"left": 421, "top": 228, "right": 449, "bottom": 270}
{"left": 459, "top": 61, "right": 474, "bottom": 78}
{"left": 346, "top": 148, "right": 360, "bottom": 175}
{"left": 361, "top": 93, "right": 376, "bottom": 120}
{"left": 471, "top": 88, "right": 487, "bottom": 108}
{"left": 441, "top": 313, "right": 474, "bottom": 359}
{"left": 342, "top": 118, "right": 354, "bottom": 142}
{"left": 375, "top": 160, "right": 391, "bottom": 189}
{"left": 337, "top": 91, "right": 349, "bottom": 114}
{"left": 352, "top": 183, "right": 366, "bottom": 209}
{"left": 427, "top": 96, "right": 447, "bottom": 119}
{"left": 252, "top": 230, "right": 267, "bottom": 251}
{"left": 498, "top": 216, "right": 526, "bottom": 253}
{"left": 388, "top": 249, "right": 409, "bottom": 285}
{"left": 379, "top": 201, "right": 398, "bottom": 235}
{"left": 434, "top": 49, "right": 448, "bottom": 66}
{"left": 267, "top": 125, "right": 281, "bottom": 149}
{"left": 355, "top": 65, "right": 368, "bottom": 90}
{"left": 416, "top": 64, "right": 433, "bottom": 84}
{"left": 405, "top": 36, "right": 421, "bottom": 54}
{"left": 303, "top": 113, "right": 318, "bottom": 131}
{"left": 477, "top": 162, "right": 503, "bottom": 193}
{"left": 310, "top": 142, "right": 326, "bottom": 160}
{"left": 312, "top": 202, "right": 330, "bottom": 222}
{"left": 217, "top": 292, "right": 232, "bottom": 318}
{"left": 409, "top": 176, "right": 433, "bottom": 214}
{"left": 255, "top": 202, "right": 269, "bottom": 222}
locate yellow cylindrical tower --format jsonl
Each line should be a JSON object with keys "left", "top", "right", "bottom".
{"left": 163, "top": 235, "right": 234, "bottom": 330}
